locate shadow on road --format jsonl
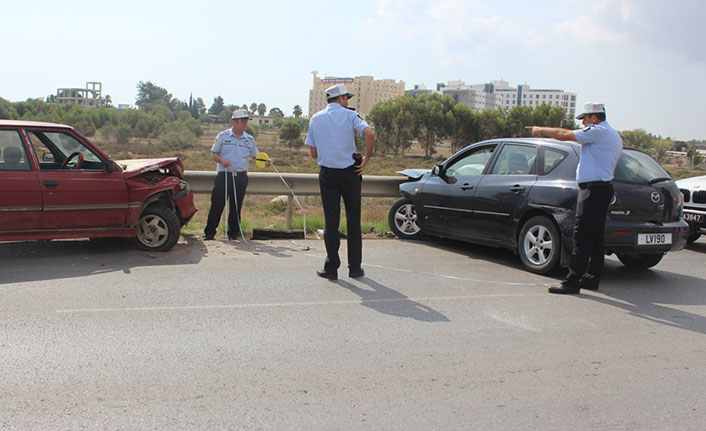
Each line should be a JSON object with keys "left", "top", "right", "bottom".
{"left": 584, "top": 265, "right": 706, "bottom": 336}
{"left": 685, "top": 238, "right": 706, "bottom": 254}
{"left": 224, "top": 239, "right": 313, "bottom": 258}
{"left": 387, "top": 237, "right": 706, "bottom": 334}
{"left": 405, "top": 236, "right": 529, "bottom": 272}
{"left": 0, "top": 234, "right": 207, "bottom": 285}
{"left": 338, "top": 277, "right": 450, "bottom": 323}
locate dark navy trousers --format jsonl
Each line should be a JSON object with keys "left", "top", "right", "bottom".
{"left": 319, "top": 165, "right": 362, "bottom": 272}
{"left": 567, "top": 181, "right": 614, "bottom": 283}
{"left": 204, "top": 171, "right": 248, "bottom": 238}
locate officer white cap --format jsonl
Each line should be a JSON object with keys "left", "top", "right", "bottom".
{"left": 576, "top": 102, "right": 606, "bottom": 119}
{"left": 325, "top": 84, "right": 355, "bottom": 100}
{"left": 231, "top": 109, "right": 250, "bottom": 120}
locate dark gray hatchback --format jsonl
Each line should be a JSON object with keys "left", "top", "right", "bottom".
{"left": 389, "top": 138, "right": 688, "bottom": 274}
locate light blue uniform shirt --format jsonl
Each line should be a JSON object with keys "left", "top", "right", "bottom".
{"left": 305, "top": 103, "right": 369, "bottom": 169}
{"left": 211, "top": 129, "right": 258, "bottom": 172}
{"left": 573, "top": 121, "right": 623, "bottom": 183}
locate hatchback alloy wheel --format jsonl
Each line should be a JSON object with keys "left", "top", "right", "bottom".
{"left": 518, "top": 216, "right": 561, "bottom": 274}
{"left": 388, "top": 197, "right": 424, "bottom": 240}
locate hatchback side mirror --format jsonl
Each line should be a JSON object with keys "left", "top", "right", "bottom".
{"left": 432, "top": 164, "right": 451, "bottom": 182}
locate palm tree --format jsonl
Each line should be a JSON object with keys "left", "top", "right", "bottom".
{"left": 293, "top": 105, "right": 303, "bottom": 118}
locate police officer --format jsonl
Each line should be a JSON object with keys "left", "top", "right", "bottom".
{"left": 306, "top": 84, "right": 375, "bottom": 280}
{"left": 526, "top": 102, "right": 623, "bottom": 294}
{"left": 203, "top": 109, "right": 269, "bottom": 241}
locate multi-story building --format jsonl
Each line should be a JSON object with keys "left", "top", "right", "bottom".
{"left": 55, "top": 82, "right": 104, "bottom": 108}
{"left": 407, "top": 79, "right": 576, "bottom": 118}
{"left": 493, "top": 80, "right": 576, "bottom": 117}
{"left": 442, "top": 81, "right": 501, "bottom": 111}
{"left": 308, "top": 74, "right": 405, "bottom": 117}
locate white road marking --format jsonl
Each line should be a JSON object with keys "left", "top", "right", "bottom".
{"left": 56, "top": 293, "right": 531, "bottom": 314}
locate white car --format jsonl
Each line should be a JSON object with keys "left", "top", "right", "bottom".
{"left": 676, "top": 175, "right": 706, "bottom": 243}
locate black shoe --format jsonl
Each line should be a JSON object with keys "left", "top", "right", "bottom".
{"left": 202, "top": 234, "right": 214, "bottom": 241}
{"left": 317, "top": 269, "right": 338, "bottom": 280}
{"left": 349, "top": 268, "right": 365, "bottom": 278}
{"left": 578, "top": 276, "right": 599, "bottom": 291}
{"left": 548, "top": 281, "right": 580, "bottom": 294}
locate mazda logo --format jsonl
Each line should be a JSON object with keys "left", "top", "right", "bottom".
{"left": 651, "top": 192, "right": 661, "bottom": 203}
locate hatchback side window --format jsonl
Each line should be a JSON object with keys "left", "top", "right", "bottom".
{"left": 490, "top": 144, "right": 537, "bottom": 175}
{"left": 542, "top": 148, "right": 567, "bottom": 174}
{"left": 0, "top": 130, "right": 31, "bottom": 171}
{"left": 445, "top": 145, "right": 496, "bottom": 177}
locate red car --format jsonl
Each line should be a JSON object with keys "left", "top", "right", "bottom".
{"left": 0, "top": 120, "right": 197, "bottom": 251}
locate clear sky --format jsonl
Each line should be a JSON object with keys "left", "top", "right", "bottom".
{"left": 3, "top": 0, "right": 705, "bottom": 140}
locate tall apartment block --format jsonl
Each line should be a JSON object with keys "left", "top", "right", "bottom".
{"left": 408, "top": 80, "right": 576, "bottom": 118}
{"left": 308, "top": 74, "right": 405, "bottom": 117}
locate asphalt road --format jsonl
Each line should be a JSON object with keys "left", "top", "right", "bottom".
{"left": 1, "top": 235, "right": 706, "bottom": 430}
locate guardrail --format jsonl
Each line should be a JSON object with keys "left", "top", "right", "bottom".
{"left": 184, "top": 171, "right": 406, "bottom": 197}
{"left": 184, "top": 171, "right": 407, "bottom": 229}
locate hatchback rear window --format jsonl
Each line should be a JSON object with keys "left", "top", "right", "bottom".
{"left": 614, "top": 149, "right": 671, "bottom": 185}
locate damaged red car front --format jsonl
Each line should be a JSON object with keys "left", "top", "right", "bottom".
{"left": 0, "top": 120, "right": 197, "bottom": 252}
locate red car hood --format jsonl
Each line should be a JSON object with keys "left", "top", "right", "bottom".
{"left": 116, "top": 158, "right": 185, "bottom": 179}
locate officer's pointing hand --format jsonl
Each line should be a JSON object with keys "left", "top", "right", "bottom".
{"left": 525, "top": 126, "right": 541, "bottom": 137}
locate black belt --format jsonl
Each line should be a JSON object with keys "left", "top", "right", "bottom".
{"left": 579, "top": 180, "right": 612, "bottom": 189}
{"left": 321, "top": 164, "right": 356, "bottom": 171}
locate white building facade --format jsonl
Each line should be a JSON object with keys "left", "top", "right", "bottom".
{"left": 409, "top": 80, "right": 576, "bottom": 118}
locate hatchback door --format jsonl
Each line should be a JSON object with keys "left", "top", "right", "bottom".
{"left": 25, "top": 129, "right": 129, "bottom": 229}
{"left": 0, "top": 129, "right": 42, "bottom": 231}
{"left": 470, "top": 143, "right": 538, "bottom": 241}
{"left": 419, "top": 144, "right": 497, "bottom": 236}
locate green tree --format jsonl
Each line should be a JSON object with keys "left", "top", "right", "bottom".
{"left": 159, "top": 120, "right": 197, "bottom": 150}
{"left": 293, "top": 105, "right": 303, "bottom": 118}
{"left": 653, "top": 138, "right": 674, "bottom": 163}
{"left": 504, "top": 105, "right": 533, "bottom": 138}
{"left": 279, "top": 119, "right": 301, "bottom": 148}
{"left": 686, "top": 146, "right": 702, "bottom": 167}
{"left": 257, "top": 103, "right": 267, "bottom": 117}
{"left": 135, "top": 81, "right": 172, "bottom": 108}
{"left": 269, "top": 107, "right": 284, "bottom": 118}
{"left": 245, "top": 125, "right": 259, "bottom": 138}
{"left": 188, "top": 95, "right": 205, "bottom": 119}
{"left": 477, "top": 109, "right": 505, "bottom": 141}
{"left": 0, "top": 97, "right": 19, "bottom": 119}
{"left": 450, "top": 103, "right": 479, "bottom": 153}
{"left": 208, "top": 96, "right": 225, "bottom": 115}
{"left": 413, "top": 93, "right": 455, "bottom": 158}
{"left": 368, "top": 95, "right": 416, "bottom": 156}
{"left": 620, "top": 129, "right": 655, "bottom": 151}
{"left": 116, "top": 126, "right": 132, "bottom": 145}
{"left": 250, "top": 103, "right": 258, "bottom": 114}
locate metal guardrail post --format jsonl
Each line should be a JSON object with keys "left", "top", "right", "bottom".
{"left": 287, "top": 195, "right": 293, "bottom": 230}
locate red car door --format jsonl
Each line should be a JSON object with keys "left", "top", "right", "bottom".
{"left": 0, "top": 129, "right": 42, "bottom": 232}
{"left": 25, "top": 128, "right": 129, "bottom": 230}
